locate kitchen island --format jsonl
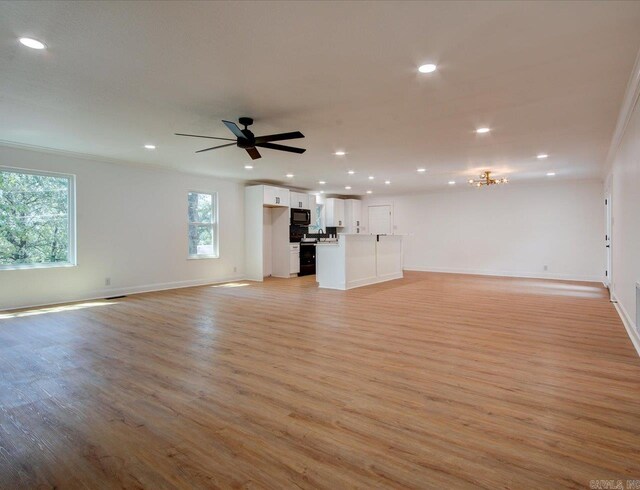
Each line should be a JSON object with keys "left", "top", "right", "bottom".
{"left": 316, "top": 234, "right": 403, "bottom": 290}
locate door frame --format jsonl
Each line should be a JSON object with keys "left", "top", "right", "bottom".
{"left": 605, "top": 193, "right": 612, "bottom": 290}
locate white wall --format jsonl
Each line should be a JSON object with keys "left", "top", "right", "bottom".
{"left": 362, "top": 179, "right": 604, "bottom": 282}
{"left": 0, "top": 145, "right": 245, "bottom": 310}
{"left": 608, "top": 82, "right": 640, "bottom": 341}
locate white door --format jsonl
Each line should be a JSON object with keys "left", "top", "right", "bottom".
{"left": 368, "top": 205, "right": 392, "bottom": 235}
{"left": 605, "top": 194, "right": 612, "bottom": 289}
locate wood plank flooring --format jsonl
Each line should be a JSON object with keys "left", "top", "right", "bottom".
{"left": 1, "top": 271, "right": 639, "bottom": 489}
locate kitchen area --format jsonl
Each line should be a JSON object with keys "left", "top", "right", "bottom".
{"left": 244, "top": 184, "right": 403, "bottom": 289}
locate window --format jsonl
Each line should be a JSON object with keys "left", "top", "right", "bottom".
{"left": 0, "top": 167, "right": 76, "bottom": 269}
{"left": 309, "top": 203, "right": 324, "bottom": 233}
{"left": 187, "top": 191, "right": 218, "bottom": 258}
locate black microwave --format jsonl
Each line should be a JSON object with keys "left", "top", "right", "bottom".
{"left": 291, "top": 208, "right": 311, "bottom": 226}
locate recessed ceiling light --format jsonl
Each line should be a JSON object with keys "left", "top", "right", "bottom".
{"left": 286, "top": 173, "right": 294, "bottom": 178}
{"left": 384, "top": 180, "right": 391, "bottom": 185}
{"left": 417, "top": 168, "right": 426, "bottom": 173}
{"left": 368, "top": 176, "right": 374, "bottom": 180}
{"left": 347, "top": 170, "right": 355, "bottom": 175}
{"left": 418, "top": 63, "right": 437, "bottom": 73}
{"left": 537, "top": 154, "right": 549, "bottom": 159}
{"left": 19, "top": 37, "right": 46, "bottom": 50}
{"left": 334, "top": 151, "right": 346, "bottom": 156}
{"left": 448, "top": 181, "right": 456, "bottom": 185}
{"left": 144, "top": 144, "right": 156, "bottom": 150}
{"left": 546, "top": 172, "right": 556, "bottom": 176}
{"left": 244, "top": 165, "right": 253, "bottom": 170}
{"left": 476, "top": 127, "right": 491, "bottom": 134}
{"left": 345, "top": 186, "right": 352, "bottom": 190}
{"left": 366, "top": 190, "right": 373, "bottom": 194}
{"left": 319, "top": 181, "right": 326, "bottom": 185}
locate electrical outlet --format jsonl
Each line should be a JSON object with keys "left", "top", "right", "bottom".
{"left": 543, "top": 265, "right": 548, "bottom": 271}
{"left": 105, "top": 277, "right": 111, "bottom": 286}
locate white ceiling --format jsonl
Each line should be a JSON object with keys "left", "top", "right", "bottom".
{"left": 1, "top": 1, "right": 640, "bottom": 196}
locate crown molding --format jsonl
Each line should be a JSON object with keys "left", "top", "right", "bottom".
{"left": 0, "top": 139, "right": 129, "bottom": 166}
{"left": 604, "top": 46, "right": 640, "bottom": 176}
{"left": 0, "top": 139, "right": 243, "bottom": 183}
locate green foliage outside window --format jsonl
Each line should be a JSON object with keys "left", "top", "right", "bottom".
{"left": 0, "top": 169, "right": 73, "bottom": 267}
{"left": 188, "top": 192, "right": 217, "bottom": 257}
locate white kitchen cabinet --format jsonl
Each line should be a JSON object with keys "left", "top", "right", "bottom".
{"left": 289, "top": 243, "right": 300, "bottom": 274}
{"left": 290, "top": 191, "right": 310, "bottom": 210}
{"left": 344, "top": 199, "right": 362, "bottom": 234}
{"left": 325, "top": 198, "right": 345, "bottom": 227}
{"left": 263, "top": 185, "right": 290, "bottom": 207}
{"left": 245, "top": 185, "right": 291, "bottom": 281}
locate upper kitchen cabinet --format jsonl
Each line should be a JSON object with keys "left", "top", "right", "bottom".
{"left": 290, "top": 191, "right": 311, "bottom": 210}
{"left": 325, "top": 198, "right": 345, "bottom": 227}
{"left": 263, "top": 185, "right": 290, "bottom": 207}
{"left": 344, "top": 199, "right": 362, "bottom": 234}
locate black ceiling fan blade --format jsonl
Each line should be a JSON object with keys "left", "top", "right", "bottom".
{"left": 255, "top": 142, "right": 306, "bottom": 154}
{"left": 195, "top": 143, "right": 236, "bottom": 153}
{"left": 246, "top": 147, "right": 261, "bottom": 160}
{"left": 254, "top": 131, "right": 305, "bottom": 143}
{"left": 175, "top": 133, "right": 236, "bottom": 141}
{"left": 222, "top": 120, "right": 247, "bottom": 140}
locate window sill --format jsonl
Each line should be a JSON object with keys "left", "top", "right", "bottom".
{"left": 0, "top": 262, "right": 77, "bottom": 271}
{"left": 187, "top": 255, "right": 219, "bottom": 260}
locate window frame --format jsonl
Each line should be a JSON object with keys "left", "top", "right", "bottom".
{"left": 0, "top": 166, "right": 77, "bottom": 271}
{"left": 187, "top": 190, "right": 219, "bottom": 260}
{"left": 0, "top": 165, "right": 78, "bottom": 271}
{"left": 309, "top": 202, "right": 324, "bottom": 233}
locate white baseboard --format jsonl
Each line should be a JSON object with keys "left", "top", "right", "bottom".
{"left": 611, "top": 294, "right": 640, "bottom": 358}
{"left": 345, "top": 272, "right": 404, "bottom": 290}
{"left": 318, "top": 272, "right": 405, "bottom": 291}
{"left": 1, "top": 275, "right": 246, "bottom": 312}
{"left": 404, "top": 266, "right": 603, "bottom": 283}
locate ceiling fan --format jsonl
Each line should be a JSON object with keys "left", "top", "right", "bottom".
{"left": 175, "top": 117, "right": 305, "bottom": 160}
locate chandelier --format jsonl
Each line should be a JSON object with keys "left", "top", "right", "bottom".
{"left": 468, "top": 171, "right": 508, "bottom": 187}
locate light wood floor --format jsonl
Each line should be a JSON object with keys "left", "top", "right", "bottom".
{"left": 1, "top": 272, "right": 639, "bottom": 489}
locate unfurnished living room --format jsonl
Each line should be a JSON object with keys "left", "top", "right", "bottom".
{"left": 1, "top": 1, "right": 640, "bottom": 489}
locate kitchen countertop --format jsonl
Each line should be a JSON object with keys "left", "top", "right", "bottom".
{"left": 316, "top": 233, "right": 403, "bottom": 245}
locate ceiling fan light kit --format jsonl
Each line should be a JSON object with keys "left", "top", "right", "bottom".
{"left": 176, "top": 117, "right": 306, "bottom": 160}
{"left": 468, "top": 171, "right": 508, "bottom": 187}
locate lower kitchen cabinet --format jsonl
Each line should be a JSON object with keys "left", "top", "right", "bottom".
{"left": 290, "top": 243, "right": 300, "bottom": 274}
